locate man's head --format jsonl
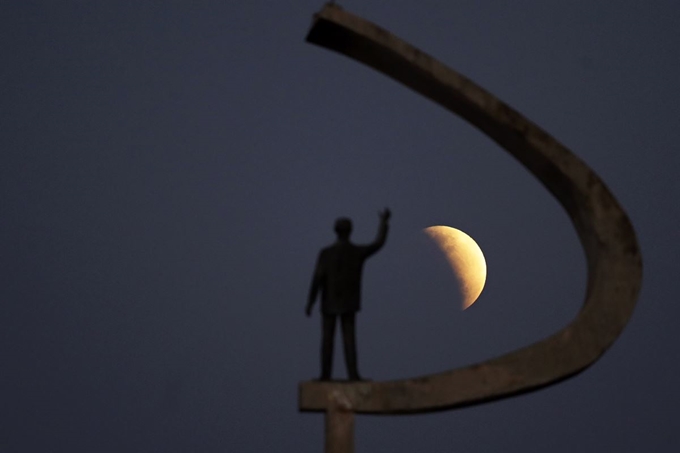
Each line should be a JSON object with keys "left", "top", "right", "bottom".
{"left": 334, "top": 217, "right": 352, "bottom": 240}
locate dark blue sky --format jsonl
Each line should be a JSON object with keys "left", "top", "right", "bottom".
{"left": 2, "top": 1, "right": 679, "bottom": 451}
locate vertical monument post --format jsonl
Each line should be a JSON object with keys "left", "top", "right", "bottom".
{"left": 301, "top": 4, "right": 642, "bottom": 452}
{"left": 325, "top": 391, "right": 354, "bottom": 453}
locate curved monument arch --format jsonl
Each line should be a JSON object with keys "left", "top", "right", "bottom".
{"left": 299, "top": 3, "right": 641, "bottom": 449}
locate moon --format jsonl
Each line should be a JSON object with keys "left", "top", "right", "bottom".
{"left": 424, "top": 226, "right": 487, "bottom": 310}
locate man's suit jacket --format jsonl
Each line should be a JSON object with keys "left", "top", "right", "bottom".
{"left": 310, "top": 223, "right": 388, "bottom": 315}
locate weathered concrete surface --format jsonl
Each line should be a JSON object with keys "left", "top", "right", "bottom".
{"left": 325, "top": 391, "right": 355, "bottom": 453}
{"left": 300, "top": 4, "right": 642, "bottom": 414}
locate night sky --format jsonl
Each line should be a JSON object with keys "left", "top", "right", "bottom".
{"left": 2, "top": 1, "right": 679, "bottom": 451}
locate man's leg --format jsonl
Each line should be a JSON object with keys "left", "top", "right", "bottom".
{"left": 340, "top": 313, "right": 360, "bottom": 380}
{"left": 321, "top": 314, "right": 336, "bottom": 380}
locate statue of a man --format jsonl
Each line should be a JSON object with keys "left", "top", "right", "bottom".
{"left": 306, "top": 208, "right": 391, "bottom": 381}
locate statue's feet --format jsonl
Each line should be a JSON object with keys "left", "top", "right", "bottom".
{"left": 311, "top": 375, "right": 370, "bottom": 382}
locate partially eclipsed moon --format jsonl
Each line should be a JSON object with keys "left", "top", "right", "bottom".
{"left": 424, "top": 226, "right": 487, "bottom": 310}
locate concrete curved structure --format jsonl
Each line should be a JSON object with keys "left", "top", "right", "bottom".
{"left": 300, "top": 4, "right": 642, "bottom": 417}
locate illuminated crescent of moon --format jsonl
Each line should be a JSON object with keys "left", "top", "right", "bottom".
{"left": 424, "top": 226, "right": 487, "bottom": 310}
{"left": 300, "top": 4, "right": 642, "bottom": 414}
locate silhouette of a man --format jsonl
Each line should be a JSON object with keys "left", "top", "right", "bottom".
{"left": 306, "top": 208, "right": 391, "bottom": 381}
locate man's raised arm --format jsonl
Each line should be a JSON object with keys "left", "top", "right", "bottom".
{"left": 364, "top": 208, "right": 391, "bottom": 256}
